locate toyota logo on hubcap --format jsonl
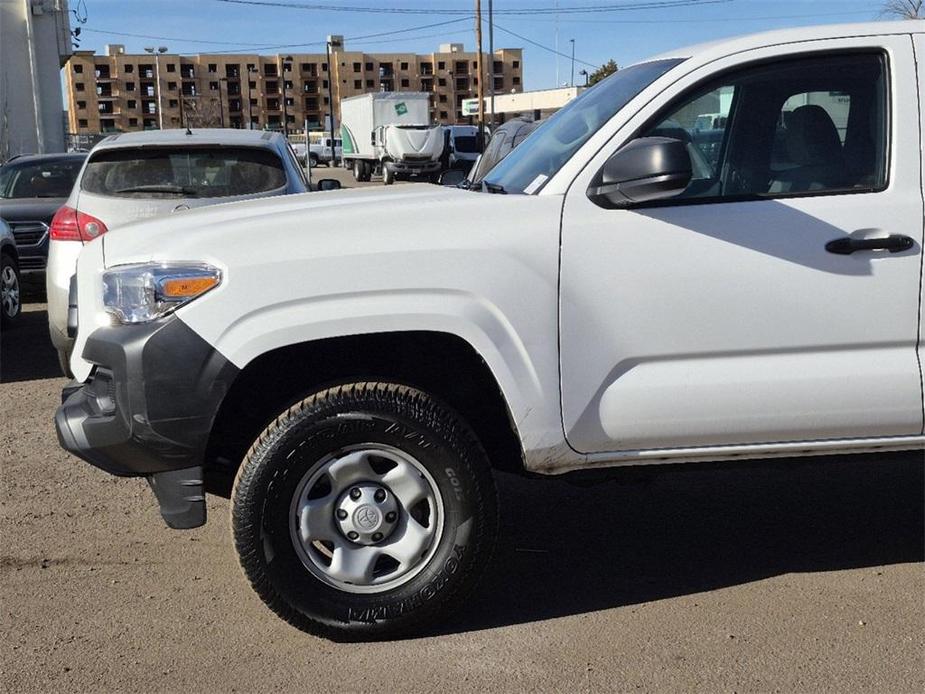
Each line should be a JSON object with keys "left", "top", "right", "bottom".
{"left": 354, "top": 505, "right": 380, "bottom": 530}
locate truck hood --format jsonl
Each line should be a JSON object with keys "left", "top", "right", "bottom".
{"left": 101, "top": 184, "right": 483, "bottom": 266}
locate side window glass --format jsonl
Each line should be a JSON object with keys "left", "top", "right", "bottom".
{"left": 640, "top": 53, "right": 887, "bottom": 203}
{"left": 647, "top": 85, "right": 734, "bottom": 197}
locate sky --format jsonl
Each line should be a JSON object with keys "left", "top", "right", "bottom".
{"left": 70, "top": 0, "right": 899, "bottom": 91}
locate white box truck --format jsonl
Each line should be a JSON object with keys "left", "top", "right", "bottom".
{"left": 340, "top": 92, "right": 444, "bottom": 185}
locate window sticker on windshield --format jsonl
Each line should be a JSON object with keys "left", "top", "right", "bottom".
{"left": 523, "top": 174, "right": 548, "bottom": 194}
{"left": 395, "top": 102, "right": 408, "bottom": 116}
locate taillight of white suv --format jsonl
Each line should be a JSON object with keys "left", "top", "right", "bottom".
{"left": 49, "top": 206, "right": 108, "bottom": 242}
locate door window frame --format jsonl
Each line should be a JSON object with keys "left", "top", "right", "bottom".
{"left": 606, "top": 49, "right": 892, "bottom": 210}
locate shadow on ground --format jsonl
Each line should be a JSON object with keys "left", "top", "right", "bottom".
{"left": 436, "top": 452, "right": 923, "bottom": 634}
{"left": 1, "top": 300, "right": 63, "bottom": 384}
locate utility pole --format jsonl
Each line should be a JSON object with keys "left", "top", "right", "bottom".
{"left": 488, "top": 0, "right": 495, "bottom": 131}
{"left": 326, "top": 36, "right": 339, "bottom": 166}
{"left": 474, "top": 0, "right": 485, "bottom": 150}
{"left": 278, "top": 55, "right": 290, "bottom": 136}
{"left": 570, "top": 39, "right": 575, "bottom": 87}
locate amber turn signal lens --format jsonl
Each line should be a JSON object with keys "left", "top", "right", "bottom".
{"left": 160, "top": 276, "right": 219, "bottom": 298}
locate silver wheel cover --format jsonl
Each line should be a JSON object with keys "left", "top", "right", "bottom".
{"left": 289, "top": 444, "right": 445, "bottom": 594}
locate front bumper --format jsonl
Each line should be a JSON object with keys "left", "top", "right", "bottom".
{"left": 385, "top": 160, "right": 442, "bottom": 175}
{"left": 55, "top": 315, "right": 239, "bottom": 528}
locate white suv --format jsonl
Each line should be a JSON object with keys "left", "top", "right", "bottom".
{"left": 56, "top": 23, "right": 924, "bottom": 641}
{"left": 46, "top": 128, "right": 308, "bottom": 373}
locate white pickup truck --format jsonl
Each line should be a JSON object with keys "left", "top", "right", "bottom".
{"left": 56, "top": 22, "right": 925, "bottom": 641}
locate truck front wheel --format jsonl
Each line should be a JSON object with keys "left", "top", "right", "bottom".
{"left": 382, "top": 166, "right": 395, "bottom": 185}
{"left": 231, "top": 382, "right": 498, "bottom": 641}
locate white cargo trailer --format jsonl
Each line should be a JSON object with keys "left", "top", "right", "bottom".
{"left": 340, "top": 92, "right": 444, "bottom": 184}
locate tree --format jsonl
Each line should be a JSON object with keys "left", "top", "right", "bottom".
{"left": 881, "top": 0, "right": 923, "bottom": 18}
{"left": 588, "top": 59, "right": 618, "bottom": 86}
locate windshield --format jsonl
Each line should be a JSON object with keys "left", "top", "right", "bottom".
{"left": 482, "top": 59, "right": 683, "bottom": 194}
{"left": 81, "top": 146, "right": 286, "bottom": 199}
{"left": 0, "top": 159, "right": 84, "bottom": 199}
{"left": 453, "top": 135, "right": 479, "bottom": 153}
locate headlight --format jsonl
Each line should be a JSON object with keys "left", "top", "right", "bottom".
{"left": 102, "top": 262, "right": 221, "bottom": 324}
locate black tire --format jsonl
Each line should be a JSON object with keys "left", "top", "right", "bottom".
{"left": 309, "top": 153, "right": 320, "bottom": 168}
{"left": 232, "top": 382, "right": 498, "bottom": 641}
{"left": 352, "top": 159, "right": 364, "bottom": 182}
{"left": 1, "top": 253, "right": 21, "bottom": 327}
{"left": 382, "top": 166, "right": 395, "bottom": 185}
{"left": 360, "top": 161, "right": 372, "bottom": 182}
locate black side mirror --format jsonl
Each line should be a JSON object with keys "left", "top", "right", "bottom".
{"left": 587, "top": 136, "right": 692, "bottom": 209}
{"left": 316, "top": 178, "right": 341, "bottom": 191}
{"left": 438, "top": 169, "right": 467, "bottom": 187}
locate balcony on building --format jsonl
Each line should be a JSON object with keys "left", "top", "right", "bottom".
{"left": 493, "top": 61, "right": 504, "bottom": 76}
{"left": 95, "top": 64, "right": 112, "bottom": 80}
{"left": 264, "top": 64, "right": 278, "bottom": 77}
{"left": 265, "top": 80, "right": 280, "bottom": 95}
{"left": 181, "top": 64, "right": 195, "bottom": 79}
{"left": 420, "top": 62, "right": 434, "bottom": 76}
{"left": 139, "top": 64, "right": 155, "bottom": 79}
{"left": 454, "top": 61, "right": 468, "bottom": 76}
{"left": 303, "top": 81, "right": 318, "bottom": 94}
{"left": 455, "top": 77, "right": 470, "bottom": 91}
{"left": 181, "top": 83, "right": 197, "bottom": 96}
{"left": 225, "top": 64, "right": 241, "bottom": 79}
{"left": 301, "top": 63, "right": 318, "bottom": 77}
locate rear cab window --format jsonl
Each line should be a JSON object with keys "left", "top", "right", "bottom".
{"left": 81, "top": 146, "right": 287, "bottom": 198}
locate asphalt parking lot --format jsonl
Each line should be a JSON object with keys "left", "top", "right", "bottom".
{"left": 1, "top": 212, "right": 923, "bottom": 691}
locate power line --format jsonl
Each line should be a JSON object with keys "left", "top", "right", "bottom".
{"left": 212, "top": 0, "right": 730, "bottom": 16}
{"left": 529, "top": 8, "right": 878, "bottom": 24}
{"left": 79, "top": 28, "right": 272, "bottom": 45}
{"left": 490, "top": 21, "right": 599, "bottom": 68}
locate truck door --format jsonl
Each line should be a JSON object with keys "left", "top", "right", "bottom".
{"left": 560, "top": 37, "right": 925, "bottom": 453}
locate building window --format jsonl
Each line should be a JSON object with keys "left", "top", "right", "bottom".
{"left": 321, "top": 63, "right": 328, "bottom": 72}
{"left": 208, "top": 63, "right": 217, "bottom": 73}
{"left": 493, "top": 60, "right": 503, "bottom": 74}
{"left": 78, "top": 118, "right": 88, "bottom": 128}
{"left": 75, "top": 82, "right": 84, "bottom": 91}
{"left": 513, "top": 76, "right": 521, "bottom": 85}
{"left": 401, "top": 78, "right": 409, "bottom": 88}
{"left": 166, "top": 63, "right": 176, "bottom": 72}
{"left": 354, "top": 79, "right": 361, "bottom": 89}
{"left": 438, "top": 94, "right": 447, "bottom": 103}
{"left": 365, "top": 62, "right": 373, "bottom": 71}
{"left": 76, "top": 100, "right": 86, "bottom": 110}
{"left": 168, "top": 81, "right": 177, "bottom": 90}
{"left": 439, "top": 111, "right": 447, "bottom": 119}
{"left": 472, "top": 61, "right": 478, "bottom": 69}
{"left": 322, "top": 80, "right": 329, "bottom": 89}
{"left": 210, "top": 81, "right": 219, "bottom": 91}
{"left": 264, "top": 64, "right": 278, "bottom": 77}
{"left": 124, "top": 64, "right": 134, "bottom": 73}
{"left": 437, "top": 61, "right": 445, "bottom": 70}
{"left": 73, "top": 64, "right": 83, "bottom": 73}
{"left": 400, "top": 62, "right": 409, "bottom": 71}
{"left": 421, "top": 62, "right": 433, "bottom": 75}
{"left": 353, "top": 62, "right": 361, "bottom": 72}
{"left": 128, "top": 118, "right": 138, "bottom": 126}
{"left": 438, "top": 77, "right": 446, "bottom": 87}
{"left": 513, "top": 60, "right": 520, "bottom": 69}
{"left": 127, "top": 99, "right": 136, "bottom": 109}
{"left": 169, "top": 99, "right": 179, "bottom": 107}
{"left": 323, "top": 96, "right": 329, "bottom": 105}
{"left": 365, "top": 79, "right": 374, "bottom": 88}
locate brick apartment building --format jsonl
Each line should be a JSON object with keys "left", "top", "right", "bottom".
{"left": 64, "top": 37, "right": 523, "bottom": 135}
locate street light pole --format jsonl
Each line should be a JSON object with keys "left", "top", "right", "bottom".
{"left": 569, "top": 39, "right": 575, "bottom": 87}
{"left": 144, "top": 46, "right": 168, "bottom": 129}
{"left": 218, "top": 77, "right": 226, "bottom": 127}
{"left": 246, "top": 65, "right": 256, "bottom": 129}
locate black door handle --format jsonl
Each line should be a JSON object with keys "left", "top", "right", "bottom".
{"left": 825, "top": 234, "right": 915, "bottom": 255}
